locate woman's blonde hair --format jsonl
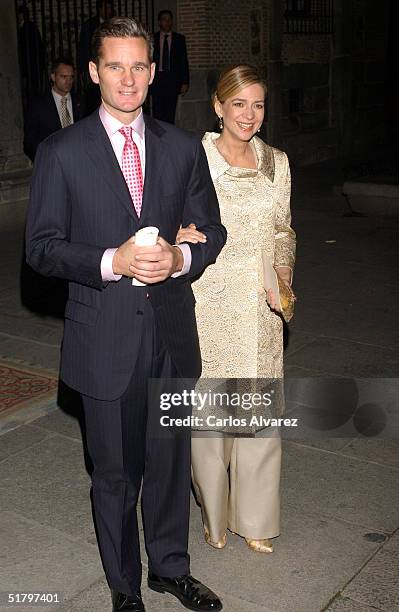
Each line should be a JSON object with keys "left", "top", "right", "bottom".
{"left": 212, "top": 64, "right": 267, "bottom": 106}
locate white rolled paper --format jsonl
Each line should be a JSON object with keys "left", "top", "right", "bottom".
{"left": 132, "top": 226, "right": 159, "bottom": 286}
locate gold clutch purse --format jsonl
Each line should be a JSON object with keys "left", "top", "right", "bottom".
{"left": 262, "top": 253, "right": 296, "bottom": 323}
{"left": 276, "top": 275, "right": 296, "bottom": 323}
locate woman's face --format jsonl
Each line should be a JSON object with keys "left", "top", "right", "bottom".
{"left": 216, "top": 82, "right": 265, "bottom": 141}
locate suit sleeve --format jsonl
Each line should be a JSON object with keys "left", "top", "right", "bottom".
{"left": 180, "top": 139, "right": 226, "bottom": 279}
{"left": 25, "top": 139, "right": 105, "bottom": 289}
{"left": 274, "top": 153, "right": 296, "bottom": 271}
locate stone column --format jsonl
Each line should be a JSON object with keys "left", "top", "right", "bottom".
{"left": 266, "top": 0, "right": 284, "bottom": 147}
{"left": 0, "top": 0, "right": 30, "bottom": 230}
{"left": 176, "top": 0, "right": 213, "bottom": 133}
{"left": 0, "top": 1, "right": 28, "bottom": 172}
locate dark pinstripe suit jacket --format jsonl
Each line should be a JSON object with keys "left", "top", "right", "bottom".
{"left": 26, "top": 111, "right": 226, "bottom": 400}
{"left": 23, "top": 90, "right": 82, "bottom": 162}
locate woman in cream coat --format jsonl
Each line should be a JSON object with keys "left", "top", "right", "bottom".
{"left": 177, "top": 65, "right": 296, "bottom": 553}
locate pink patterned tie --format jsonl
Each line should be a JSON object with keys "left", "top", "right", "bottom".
{"left": 119, "top": 126, "right": 143, "bottom": 217}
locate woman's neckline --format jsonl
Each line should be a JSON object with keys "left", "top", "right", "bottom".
{"left": 212, "top": 133, "right": 259, "bottom": 171}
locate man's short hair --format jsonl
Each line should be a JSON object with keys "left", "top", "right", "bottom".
{"left": 158, "top": 10, "right": 173, "bottom": 21}
{"left": 51, "top": 57, "right": 74, "bottom": 73}
{"left": 91, "top": 17, "right": 153, "bottom": 66}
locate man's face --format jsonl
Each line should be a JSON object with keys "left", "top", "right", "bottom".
{"left": 159, "top": 14, "right": 173, "bottom": 32}
{"left": 51, "top": 64, "right": 74, "bottom": 96}
{"left": 89, "top": 36, "right": 155, "bottom": 123}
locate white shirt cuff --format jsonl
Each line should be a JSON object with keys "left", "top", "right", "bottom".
{"left": 101, "top": 248, "right": 122, "bottom": 282}
{"left": 171, "top": 243, "right": 191, "bottom": 278}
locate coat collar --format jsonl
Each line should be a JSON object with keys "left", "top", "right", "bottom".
{"left": 202, "top": 132, "right": 275, "bottom": 183}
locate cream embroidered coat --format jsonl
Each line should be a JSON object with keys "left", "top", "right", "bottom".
{"left": 192, "top": 132, "right": 296, "bottom": 380}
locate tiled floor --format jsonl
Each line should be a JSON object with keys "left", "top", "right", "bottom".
{"left": 0, "top": 360, "right": 58, "bottom": 415}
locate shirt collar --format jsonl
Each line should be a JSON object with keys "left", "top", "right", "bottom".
{"left": 99, "top": 104, "right": 145, "bottom": 140}
{"left": 52, "top": 89, "right": 71, "bottom": 102}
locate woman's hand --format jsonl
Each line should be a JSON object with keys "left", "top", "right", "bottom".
{"left": 176, "top": 223, "right": 207, "bottom": 245}
{"left": 266, "top": 288, "right": 280, "bottom": 311}
{"left": 266, "top": 266, "right": 295, "bottom": 311}
{"left": 275, "top": 266, "right": 292, "bottom": 286}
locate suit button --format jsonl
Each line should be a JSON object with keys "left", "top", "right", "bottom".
{"left": 136, "top": 310, "right": 144, "bottom": 315}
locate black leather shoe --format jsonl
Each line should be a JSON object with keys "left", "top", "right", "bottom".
{"left": 147, "top": 573, "right": 222, "bottom": 611}
{"left": 111, "top": 589, "right": 145, "bottom": 611}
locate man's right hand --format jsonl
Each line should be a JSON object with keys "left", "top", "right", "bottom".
{"left": 112, "top": 236, "right": 137, "bottom": 277}
{"left": 112, "top": 236, "right": 183, "bottom": 281}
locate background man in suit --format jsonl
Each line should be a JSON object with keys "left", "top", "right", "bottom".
{"left": 23, "top": 57, "right": 81, "bottom": 318}
{"left": 17, "top": 5, "right": 45, "bottom": 106}
{"left": 26, "top": 17, "right": 225, "bottom": 612}
{"left": 24, "top": 57, "right": 81, "bottom": 162}
{"left": 151, "top": 10, "right": 189, "bottom": 124}
{"left": 78, "top": 0, "right": 115, "bottom": 115}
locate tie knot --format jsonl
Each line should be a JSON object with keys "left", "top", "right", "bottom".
{"left": 119, "top": 126, "right": 133, "bottom": 141}
{"left": 61, "top": 96, "right": 67, "bottom": 105}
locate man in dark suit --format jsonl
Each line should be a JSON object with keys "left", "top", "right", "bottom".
{"left": 17, "top": 5, "right": 45, "bottom": 105}
{"left": 77, "top": 0, "right": 115, "bottom": 115}
{"left": 23, "top": 58, "right": 81, "bottom": 162}
{"left": 151, "top": 10, "right": 189, "bottom": 124}
{"left": 26, "top": 17, "right": 225, "bottom": 612}
{"left": 23, "top": 58, "right": 81, "bottom": 317}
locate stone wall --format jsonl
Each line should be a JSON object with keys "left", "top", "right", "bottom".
{"left": 176, "top": 0, "right": 270, "bottom": 134}
{"left": 175, "top": 0, "right": 342, "bottom": 163}
{"left": 134, "top": 0, "right": 388, "bottom": 166}
{"left": 0, "top": 1, "right": 31, "bottom": 230}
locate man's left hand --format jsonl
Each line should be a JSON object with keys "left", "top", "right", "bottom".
{"left": 129, "top": 237, "right": 183, "bottom": 283}
{"left": 180, "top": 84, "right": 189, "bottom": 96}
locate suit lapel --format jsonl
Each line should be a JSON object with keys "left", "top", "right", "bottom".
{"left": 48, "top": 92, "right": 62, "bottom": 130}
{"left": 84, "top": 111, "right": 139, "bottom": 223}
{"left": 139, "top": 115, "right": 167, "bottom": 228}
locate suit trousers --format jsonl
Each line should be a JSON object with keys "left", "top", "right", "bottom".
{"left": 191, "top": 434, "right": 281, "bottom": 542}
{"left": 81, "top": 299, "right": 191, "bottom": 595}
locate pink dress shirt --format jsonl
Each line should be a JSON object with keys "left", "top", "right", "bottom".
{"left": 98, "top": 104, "right": 191, "bottom": 281}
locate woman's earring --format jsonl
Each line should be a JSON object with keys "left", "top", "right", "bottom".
{"left": 257, "top": 126, "right": 261, "bottom": 132}
{"left": 219, "top": 116, "right": 224, "bottom": 130}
